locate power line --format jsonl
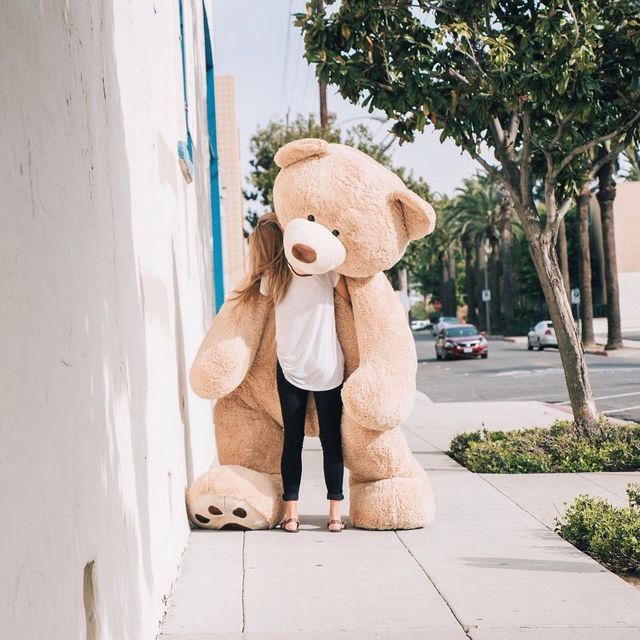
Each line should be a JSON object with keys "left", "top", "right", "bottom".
{"left": 279, "top": 0, "right": 294, "bottom": 118}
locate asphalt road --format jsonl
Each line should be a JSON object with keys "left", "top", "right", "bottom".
{"left": 413, "top": 331, "right": 640, "bottom": 423}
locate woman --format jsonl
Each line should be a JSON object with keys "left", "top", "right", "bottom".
{"left": 234, "top": 212, "right": 350, "bottom": 533}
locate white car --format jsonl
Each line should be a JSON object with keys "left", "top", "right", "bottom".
{"left": 432, "top": 316, "right": 459, "bottom": 336}
{"left": 527, "top": 321, "right": 558, "bottom": 350}
{"left": 411, "top": 319, "right": 430, "bottom": 331}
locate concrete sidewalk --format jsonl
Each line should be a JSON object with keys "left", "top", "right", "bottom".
{"left": 158, "top": 394, "right": 640, "bottom": 640}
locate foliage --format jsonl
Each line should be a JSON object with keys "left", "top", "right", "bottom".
{"left": 448, "top": 419, "right": 640, "bottom": 473}
{"left": 298, "top": 1, "right": 640, "bottom": 426}
{"left": 555, "top": 483, "right": 640, "bottom": 574}
{"left": 297, "top": 1, "right": 640, "bottom": 199}
{"left": 410, "top": 300, "right": 428, "bottom": 320}
{"left": 621, "top": 144, "right": 640, "bottom": 181}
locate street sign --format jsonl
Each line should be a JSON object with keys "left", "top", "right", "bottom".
{"left": 481, "top": 289, "right": 491, "bottom": 302}
{"left": 571, "top": 288, "right": 581, "bottom": 304}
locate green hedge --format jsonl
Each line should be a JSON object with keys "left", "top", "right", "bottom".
{"left": 555, "top": 483, "right": 640, "bottom": 574}
{"left": 448, "top": 419, "right": 640, "bottom": 473}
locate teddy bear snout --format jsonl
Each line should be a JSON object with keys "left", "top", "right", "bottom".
{"left": 291, "top": 242, "right": 317, "bottom": 263}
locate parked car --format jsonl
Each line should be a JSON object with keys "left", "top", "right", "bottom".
{"left": 411, "top": 319, "right": 431, "bottom": 331}
{"left": 435, "top": 324, "right": 488, "bottom": 360}
{"left": 527, "top": 321, "right": 558, "bottom": 350}
{"left": 432, "top": 316, "right": 459, "bottom": 336}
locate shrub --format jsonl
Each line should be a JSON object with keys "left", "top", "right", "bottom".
{"left": 555, "top": 483, "right": 640, "bottom": 574}
{"left": 448, "top": 419, "right": 640, "bottom": 473}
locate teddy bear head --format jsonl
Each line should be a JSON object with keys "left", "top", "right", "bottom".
{"left": 272, "top": 138, "right": 436, "bottom": 278}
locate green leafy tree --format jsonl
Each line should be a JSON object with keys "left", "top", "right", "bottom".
{"left": 296, "top": 0, "right": 640, "bottom": 429}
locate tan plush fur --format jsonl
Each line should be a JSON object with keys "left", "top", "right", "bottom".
{"left": 187, "top": 140, "right": 436, "bottom": 530}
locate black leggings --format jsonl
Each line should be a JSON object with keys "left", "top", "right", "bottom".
{"left": 276, "top": 359, "right": 345, "bottom": 501}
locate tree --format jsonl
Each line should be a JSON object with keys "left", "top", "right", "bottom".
{"left": 621, "top": 144, "right": 640, "bottom": 181}
{"left": 449, "top": 173, "right": 504, "bottom": 332}
{"left": 297, "top": 1, "right": 640, "bottom": 428}
{"left": 596, "top": 147, "right": 623, "bottom": 350}
{"left": 498, "top": 184, "right": 515, "bottom": 328}
{"left": 577, "top": 183, "right": 596, "bottom": 348}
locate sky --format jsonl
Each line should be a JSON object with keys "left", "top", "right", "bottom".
{"left": 209, "top": 0, "right": 483, "bottom": 198}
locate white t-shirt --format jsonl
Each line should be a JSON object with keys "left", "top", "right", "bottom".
{"left": 260, "top": 268, "right": 345, "bottom": 391}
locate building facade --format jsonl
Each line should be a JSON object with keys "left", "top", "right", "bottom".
{"left": 590, "top": 181, "right": 640, "bottom": 330}
{"left": 0, "top": 1, "right": 235, "bottom": 638}
{"left": 214, "top": 75, "right": 248, "bottom": 294}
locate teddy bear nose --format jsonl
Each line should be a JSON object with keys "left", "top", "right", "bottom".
{"left": 291, "top": 243, "right": 317, "bottom": 263}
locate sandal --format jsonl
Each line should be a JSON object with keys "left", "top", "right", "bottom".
{"left": 327, "top": 519, "right": 346, "bottom": 532}
{"left": 279, "top": 517, "right": 300, "bottom": 533}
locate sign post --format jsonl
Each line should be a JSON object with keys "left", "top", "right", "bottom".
{"left": 481, "top": 288, "right": 491, "bottom": 335}
{"left": 571, "top": 288, "right": 581, "bottom": 335}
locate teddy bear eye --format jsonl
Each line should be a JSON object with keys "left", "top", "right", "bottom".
{"left": 307, "top": 214, "right": 315, "bottom": 222}
{"left": 332, "top": 229, "right": 340, "bottom": 237}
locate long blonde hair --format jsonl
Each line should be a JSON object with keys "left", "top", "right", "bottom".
{"left": 229, "top": 211, "right": 292, "bottom": 305}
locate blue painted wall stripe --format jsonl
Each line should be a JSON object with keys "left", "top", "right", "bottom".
{"left": 203, "top": 4, "right": 225, "bottom": 312}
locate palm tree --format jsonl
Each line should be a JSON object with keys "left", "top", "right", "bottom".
{"left": 577, "top": 183, "right": 596, "bottom": 348}
{"left": 621, "top": 144, "right": 640, "bottom": 181}
{"left": 596, "top": 145, "right": 623, "bottom": 350}
{"left": 450, "top": 174, "right": 503, "bottom": 332}
{"left": 498, "top": 185, "right": 515, "bottom": 328}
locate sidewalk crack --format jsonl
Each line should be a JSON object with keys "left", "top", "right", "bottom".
{"left": 394, "top": 531, "right": 472, "bottom": 639}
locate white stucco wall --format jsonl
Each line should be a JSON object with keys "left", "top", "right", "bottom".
{"left": 1, "top": 1, "right": 217, "bottom": 638}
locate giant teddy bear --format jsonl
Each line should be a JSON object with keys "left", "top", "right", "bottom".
{"left": 186, "top": 138, "right": 436, "bottom": 530}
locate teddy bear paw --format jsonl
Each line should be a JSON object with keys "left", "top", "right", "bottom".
{"left": 349, "top": 473, "right": 435, "bottom": 530}
{"left": 187, "top": 465, "right": 283, "bottom": 530}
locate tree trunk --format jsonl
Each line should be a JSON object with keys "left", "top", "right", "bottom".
{"left": 490, "top": 237, "right": 501, "bottom": 334}
{"left": 597, "top": 157, "right": 623, "bottom": 350}
{"left": 440, "top": 250, "right": 456, "bottom": 317}
{"left": 499, "top": 188, "right": 514, "bottom": 330}
{"left": 464, "top": 239, "right": 478, "bottom": 326}
{"left": 557, "top": 218, "right": 570, "bottom": 302}
{"left": 577, "top": 184, "right": 596, "bottom": 348}
{"left": 447, "top": 244, "right": 457, "bottom": 317}
{"left": 527, "top": 234, "right": 599, "bottom": 428}
{"left": 474, "top": 239, "right": 487, "bottom": 331}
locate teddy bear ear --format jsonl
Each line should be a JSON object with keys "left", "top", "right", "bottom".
{"left": 274, "top": 138, "right": 329, "bottom": 169}
{"left": 389, "top": 188, "right": 437, "bottom": 241}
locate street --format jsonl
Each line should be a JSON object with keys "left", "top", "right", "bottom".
{"left": 414, "top": 331, "right": 640, "bottom": 423}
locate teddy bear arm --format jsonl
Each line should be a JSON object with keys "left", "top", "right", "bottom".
{"left": 189, "top": 292, "right": 269, "bottom": 400}
{"left": 342, "top": 273, "right": 417, "bottom": 430}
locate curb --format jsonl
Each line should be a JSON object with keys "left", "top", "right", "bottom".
{"left": 585, "top": 348, "right": 608, "bottom": 357}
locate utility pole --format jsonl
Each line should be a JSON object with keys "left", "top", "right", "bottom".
{"left": 316, "top": 0, "right": 328, "bottom": 129}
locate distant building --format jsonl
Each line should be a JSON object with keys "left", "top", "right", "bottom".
{"left": 214, "top": 75, "right": 248, "bottom": 293}
{"left": 590, "top": 181, "right": 640, "bottom": 329}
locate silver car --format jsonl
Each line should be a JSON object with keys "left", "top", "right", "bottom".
{"left": 527, "top": 321, "right": 558, "bottom": 350}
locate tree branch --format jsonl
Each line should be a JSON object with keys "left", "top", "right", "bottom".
{"left": 565, "top": 0, "right": 579, "bottom": 45}
{"left": 520, "top": 107, "right": 532, "bottom": 201}
{"left": 588, "top": 137, "right": 627, "bottom": 179}
{"left": 553, "top": 109, "right": 640, "bottom": 180}
{"left": 448, "top": 68, "right": 471, "bottom": 85}
{"left": 508, "top": 113, "right": 520, "bottom": 147}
